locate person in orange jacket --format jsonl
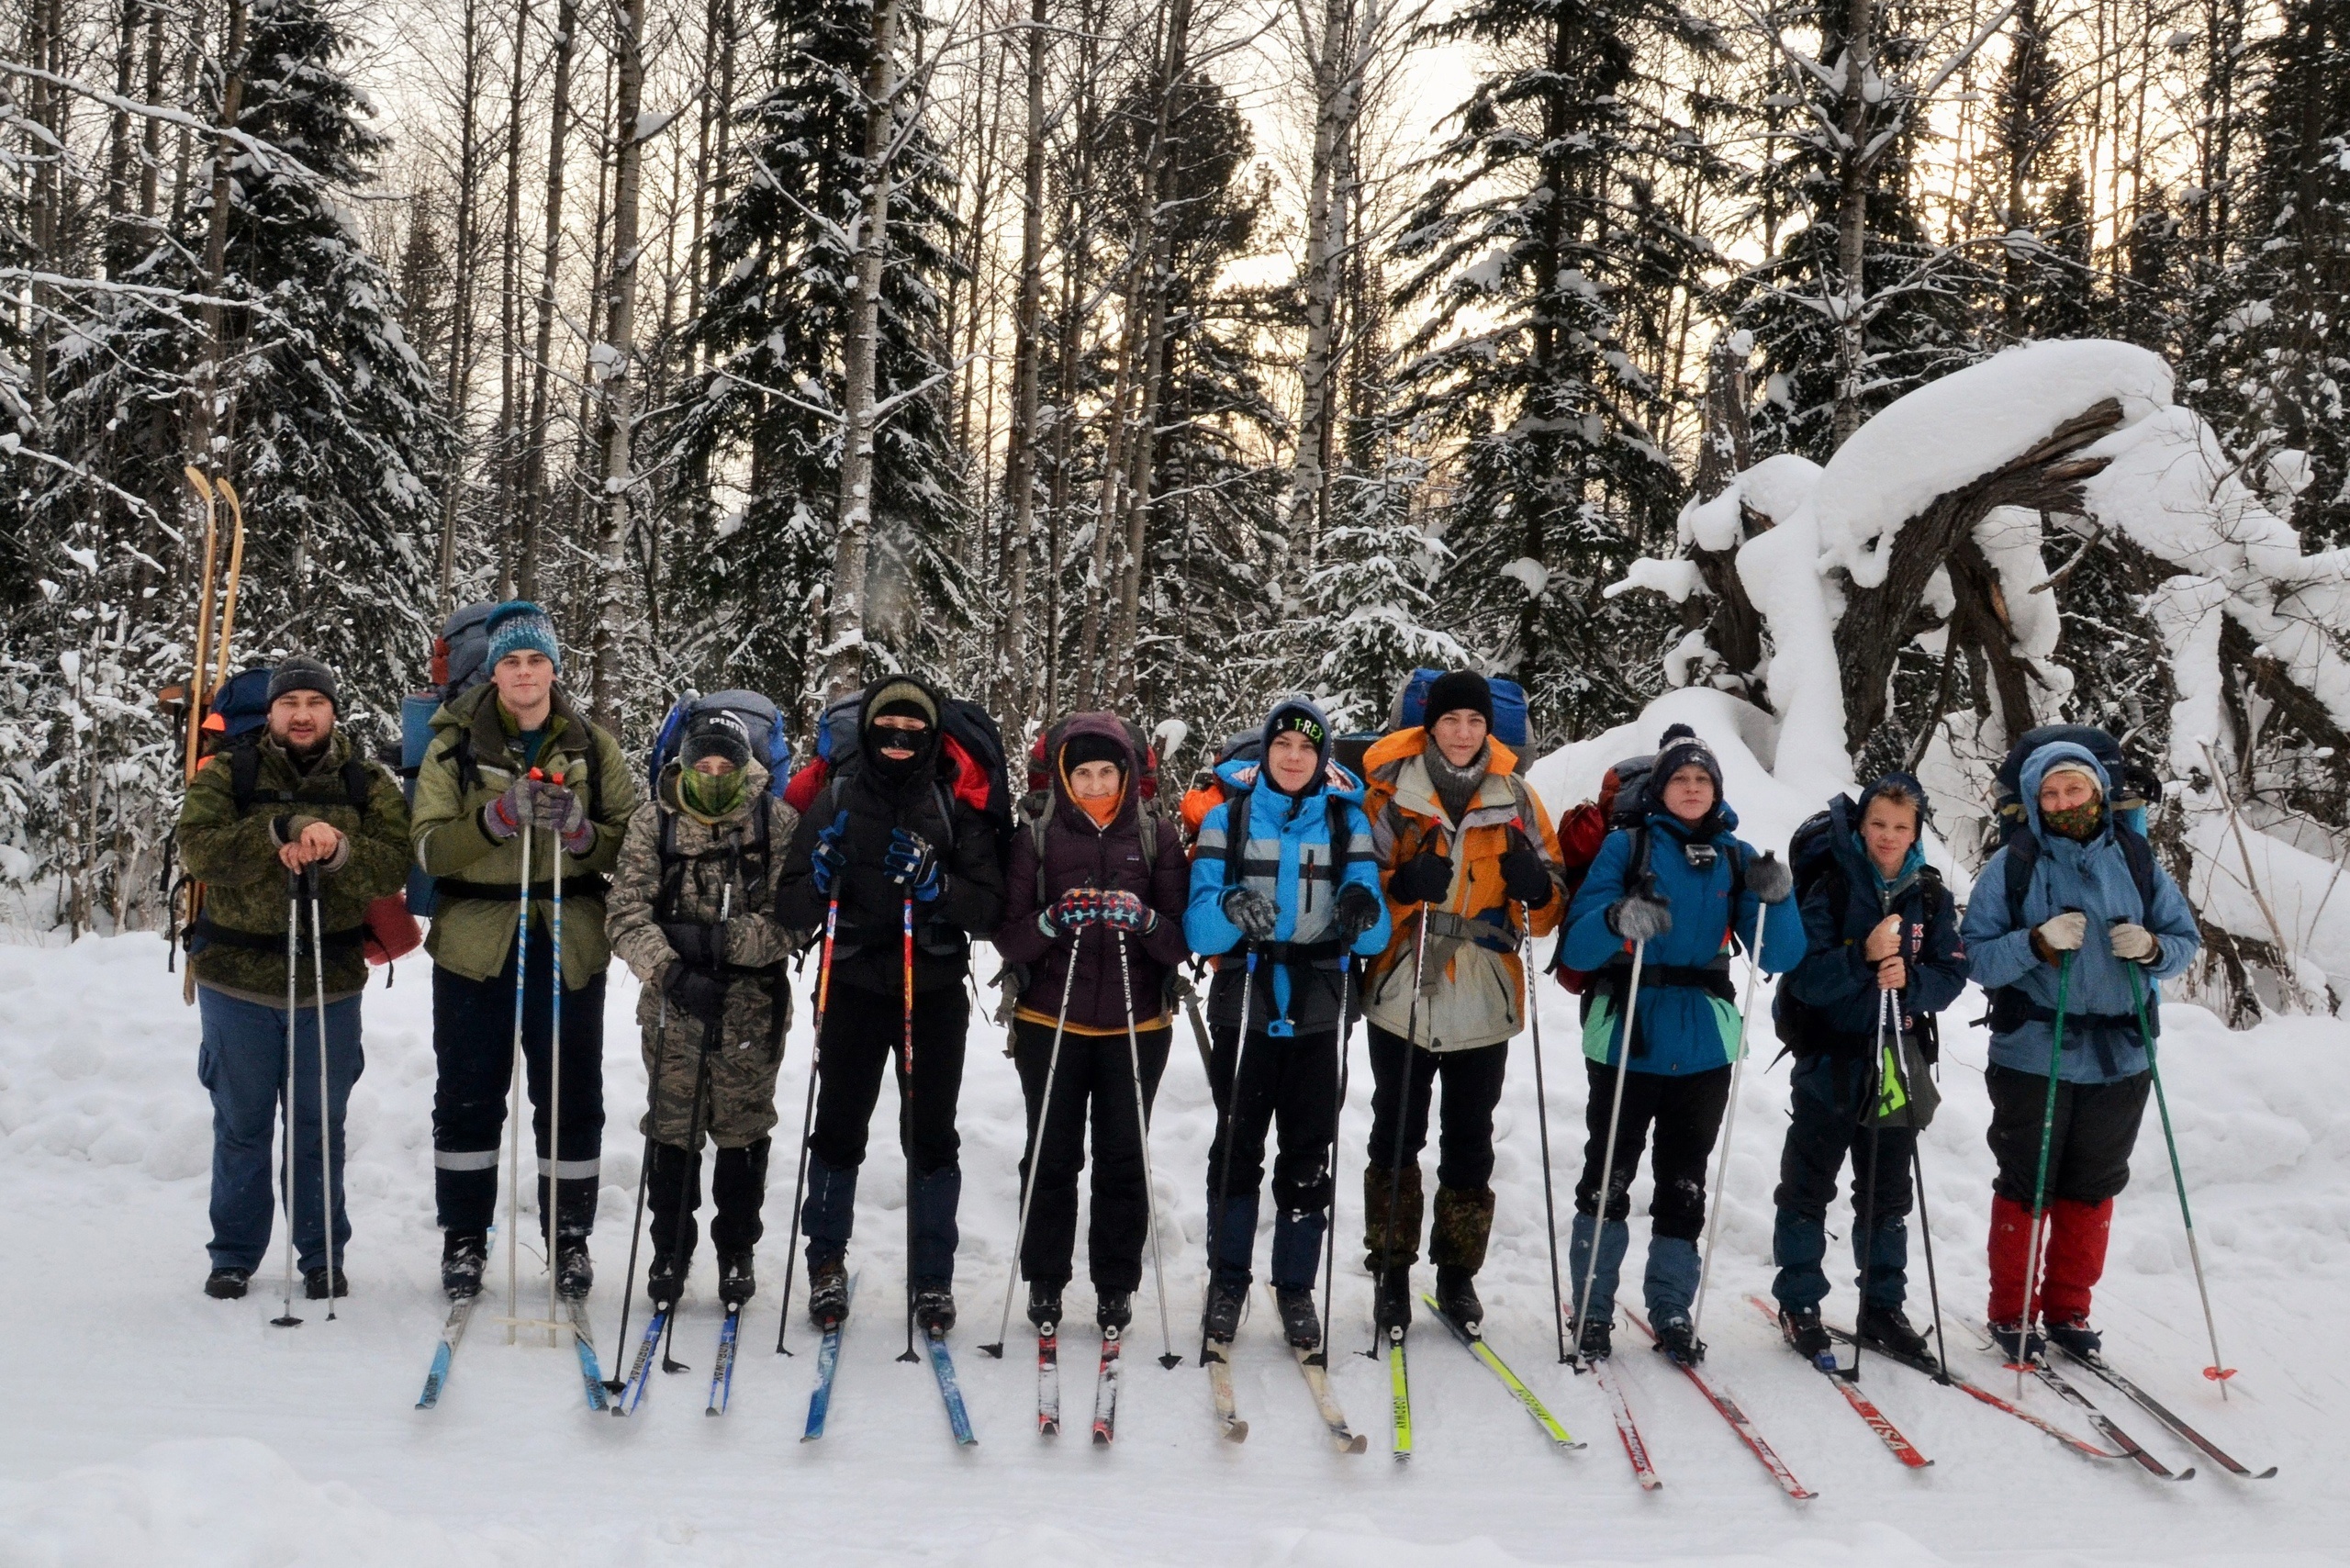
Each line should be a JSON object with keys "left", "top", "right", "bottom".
{"left": 1356, "top": 671, "right": 1568, "bottom": 1336}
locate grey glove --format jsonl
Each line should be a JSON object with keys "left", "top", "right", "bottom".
{"left": 1221, "top": 886, "right": 1279, "bottom": 944}
{"left": 2035, "top": 910, "right": 2087, "bottom": 953}
{"left": 1747, "top": 849, "right": 1793, "bottom": 904}
{"left": 1606, "top": 886, "right": 1673, "bottom": 944}
{"left": 2109, "top": 921, "right": 2159, "bottom": 963}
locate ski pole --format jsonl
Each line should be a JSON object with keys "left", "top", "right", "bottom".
{"left": 1369, "top": 862, "right": 1438, "bottom": 1361}
{"left": 775, "top": 895, "right": 839, "bottom": 1356}
{"left": 1116, "top": 927, "right": 1183, "bottom": 1369}
{"left": 981, "top": 926, "right": 1082, "bottom": 1358}
{"left": 1570, "top": 935, "right": 1647, "bottom": 1365}
{"left": 1910, "top": 1135, "right": 1952, "bottom": 1383}
{"left": 504, "top": 812, "right": 534, "bottom": 1342}
{"left": 608, "top": 1126, "right": 654, "bottom": 1394}
{"left": 545, "top": 770, "right": 564, "bottom": 1346}
{"left": 661, "top": 1042, "right": 716, "bottom": 1376}
{"left": 898, "top": 896, "right": 920, "bottom": 1364}
{"left": 2013, "top": 946, "right": 2074, "bottom": 1388}
{"left": 272, "top": 871, "right": 303, "bottom": 1328}
{"left": 1315, "top": 952, "right": 1356, "bottom": 1362}
{"left": 1522, "top": 923, "right": 1569, "bottom": 1363}
{"left": 1200, "top": 944, "right": 1259, "bottom": 1361}
{"left": 2127, "top": 958, "right": 2234, "bottom": 1393}
{"left": 1692, "top": 893, "right": 1770, "bottom": 1346}
{"left": 1848, "top": 986, "right": 1893, "bottom": 1383}
{"left": 305, "top": 865, "right": 337, "bottom": 1321}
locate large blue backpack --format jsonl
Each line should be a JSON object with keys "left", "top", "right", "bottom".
{"left": 646, "top": 689, "right": 794, "bottom": 801}
{"left": 1389, "top": 667, "right": 1532, "bottom": 746}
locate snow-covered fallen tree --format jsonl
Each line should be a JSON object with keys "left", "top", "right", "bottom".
{"left": 1607, "top": 339, "right": 2350, "bottom": 1021}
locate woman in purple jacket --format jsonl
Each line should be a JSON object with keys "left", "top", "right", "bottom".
{"left": 994, "top": 714, "right": 1192, "bottom": 1334}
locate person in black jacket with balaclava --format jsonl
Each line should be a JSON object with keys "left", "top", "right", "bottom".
{"left": 774, "top": 677, "right": 1007, "bottom": 1334}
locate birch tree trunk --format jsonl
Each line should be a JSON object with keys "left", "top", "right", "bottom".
{"left": 994, "top": 0, "right": 1048, "bottom": 719}
{"left": 590, "top": 0, "right": 650, "bottom": 721}
{"left": 517, "top": 0, "right": 582, "bottom": 600}
{"left": 1279, "top": 0, "right": 1358, "bottom": 585}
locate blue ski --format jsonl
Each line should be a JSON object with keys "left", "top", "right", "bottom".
{"left": 415, "top": 1294, "right": 478, "bottom": 1410}
{"left": 617, "top": 1307, "right": 670, "bottom": 1417}
{"left": 567, "top": 1297, "right": 610, "bottom": 1413}
{"left": 801, "top": 1272, "right": 856, "bottom": 1441}
{"left": 706, "top": 1306, "right": 742, "bottom": 1417}
{"left": 926, "top": 1329, "right": 979, "bottom": 1446}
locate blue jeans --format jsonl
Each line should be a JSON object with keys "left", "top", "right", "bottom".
{"left": 197, "top": 987, "right": 364, "bottom": 1272}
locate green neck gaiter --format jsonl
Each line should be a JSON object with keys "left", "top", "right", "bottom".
{"left": 679, "top": 767, "right": 747, "bottom": 823}
{"left": 2042, "top": 800, "right": 2104, "bottom": 843}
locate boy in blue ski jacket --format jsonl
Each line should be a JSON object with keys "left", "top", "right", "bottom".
{"left": 1769, "top": 773, "right": 1969, "bottom": 1363}
{"left": 1186, "top": 698, "right": 1391, "bottom": 1350}
{"left": 1961, "top": 740, "right": 2198, "bottom": 1359}
{"left": 1558, "top": 726, "right": 1805, "bottom": 1362}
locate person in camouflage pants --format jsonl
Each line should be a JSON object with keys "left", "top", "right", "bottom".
{"left": 607, "top": 708, "right": 800, "bottom": 1307}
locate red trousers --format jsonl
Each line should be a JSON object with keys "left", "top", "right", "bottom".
{"left": 1986, "top": 1193, "right": 2113, "bottom": 1323}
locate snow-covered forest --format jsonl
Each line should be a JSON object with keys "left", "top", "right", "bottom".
{"left": 6, "top": 0, "right": 2349, "bottom": 1011}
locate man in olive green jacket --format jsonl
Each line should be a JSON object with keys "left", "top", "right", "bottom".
{"left": 176, "top": 656, "right": 410, "bottom": 1301}
{"left": 410, "top": 602, "right": 635, "bottom": 1299}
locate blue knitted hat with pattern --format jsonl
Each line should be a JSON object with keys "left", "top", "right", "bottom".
{"left": 484, "top": 600, "right": 561, "bottom": 673}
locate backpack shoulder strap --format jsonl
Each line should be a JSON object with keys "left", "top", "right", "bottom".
{"left": 1031, "top": 812, "right": 1052, "bottom": 905}
{"left": 1326, "top": 795, "right": 1352, "bottom": 877}
{"left": 2003, "top": 835, "right": 2041, "bottom": 931}
{"left": 2117, "top": 829, "right": 2158, "bottom": 920}
{"left": 229, "top": 741, "right": 262, "bottom": 814}
{"left": 1137, "top": 806, "right": 1158, "bottom": 874}
{"left": 1223, "top": 790, "right": 1252, "bottom": 886}
{"left": 341, "top": 757, "right": 373, "bottom": 815}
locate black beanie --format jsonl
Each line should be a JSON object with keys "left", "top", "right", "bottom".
{"left": 266, "top": 655, "right": 339, "bottom": 711}
{"left": 1061, "top": 731, "right": 1127, "bottom": 775}
{"left": 682, "top": 709, "right": 753, "bottom": 771}
{"left": 1424, "top": 669, "right": 1494, "bottom": 728}
{"left": 1649, "top": 733, "right": 1725, "bottom": 809}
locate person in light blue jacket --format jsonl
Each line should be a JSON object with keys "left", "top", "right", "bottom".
{"left": 1185, "top": 697, "right": 1391, "bottom": 1350}
{"left": 1557, "top": 727, "right": 1805, "bottom": 1362}
{"left": 1961, "top": 740, "right": 2199, "bottom": 1360}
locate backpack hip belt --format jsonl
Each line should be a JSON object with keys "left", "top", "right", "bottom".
{"left": 436, "top": 874, "right": 613, "bottom": 903}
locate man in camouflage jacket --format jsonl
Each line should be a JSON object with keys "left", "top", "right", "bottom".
{"left": 175, "top": 656, "right": 409, "bottom": 1302}
{"left": 606, "top": 708, "right": 800, "bottom": 1306}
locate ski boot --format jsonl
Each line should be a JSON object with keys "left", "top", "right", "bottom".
{"left": 1988, "top": 1317, "right": 2045, "bottom": 1363}
{"left": 1779, "top": 1304, "right": 1834, "bottom": 1361}
{"left": 554, "top": 1236, "right": 593, "bottom": 1299}
{"left": 1026, "top": 1281, "right": 1063, "bottom": 1331}
{"left": 1372, "top": 1266, "right": 1414, "bottom": 1337}
{"left": 1274, "top": 1286, "right": 1323, "bottom": 1350}
{"left": 1651, "top": 1310, "right": 1705, "bottom": 1365}
{"left": 1856, "top": 1302, "right": 1934, "bottom": 1362}
{"left": 204, "top": 1267, "right": 251, "bottom": 1300}
{"left": 1574, "top": 1311, "right": 1614, "bottom": 1362}
{"left": 1434, "top": 1267, "right": 1482, "bottom": 1332}
{"left": 2043, "top": 1316, "right": 2102, "bottom": 1361}
{"left": 646, "top": 1252, "right": 687, "bottom": 1310}
{"left": 807, "top": 1257, "right": 851, "bottom": 1328}
{"left": 440, "top": 1229, "right": 488, "bottom": 1300}
{"left": 303, "top": 1265, "right": 349, "bottom": 1300}
{"left": 1202, "top": 1275, "right": 1246, "bottom": 1343}
{"left": 912, "top": 1282, "right": 957, "bottom": 1335}
{"left": 1096, "top": 1290, "right": 1133, "bottom": 1332}
{"left": 718, "top": 1251, "right": 756, "bottom": 1309}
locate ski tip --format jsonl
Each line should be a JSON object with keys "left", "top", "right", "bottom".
{"left": 1345, "top": 1433, "right": 1370, "bottom": 1455}
{"left": 1222, "top": 1420, "right": 1249, "bottom": 1444}
{"left": 1092, "top": 1428, "right": 1111, "bottom": 1447}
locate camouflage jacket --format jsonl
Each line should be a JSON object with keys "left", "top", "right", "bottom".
{"left": 176, "top": 729, "right": 411, "bottom": 1003}
{"left": 410, "top": 680, "right": 635, "bottom": 988}
{"left": 608, "top": 761, "right": 800, "bottom": 1146}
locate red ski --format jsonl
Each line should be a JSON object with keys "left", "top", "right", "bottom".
{"left": 1626, "top": 1308, "right": 1816, "bottom": 1500}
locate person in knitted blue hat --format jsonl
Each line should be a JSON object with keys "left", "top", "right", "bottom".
{"left": 409, "top": 598, "right": 637, "bottom": 1302}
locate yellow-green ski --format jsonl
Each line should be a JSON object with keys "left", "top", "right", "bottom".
{"left": 1388, "top": 1327, "right": 1413, "bottom": 1462}
{"left": 1423, "top": 1294, "right": 1583, "bottom": 1450}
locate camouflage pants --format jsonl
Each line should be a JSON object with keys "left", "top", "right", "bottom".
{"left": 636, "top": 976, "right": 789, "bottom": 1148}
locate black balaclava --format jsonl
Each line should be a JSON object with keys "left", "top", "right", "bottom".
{"left": 861, "top": 677, "right": 942, "bottom": 790}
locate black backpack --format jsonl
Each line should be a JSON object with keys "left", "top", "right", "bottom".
{"left": 1769, "top": 806, "right": 1946, "bottom": 1056}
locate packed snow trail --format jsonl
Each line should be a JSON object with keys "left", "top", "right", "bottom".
{"left": 1, "top": 931, "right": 2342, "bottom": 1565}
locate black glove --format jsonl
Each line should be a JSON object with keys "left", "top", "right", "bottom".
{"left": 1606, "top": 883, "right": 1673, "bottom": 943}
{"left": 662, "top": 921, "right": 722, "bottom": 970}
{"left": 664, "top": 963, "right": 729, "bottom": 1035}
{"left": 1334, "top": 882, "right": 1382, "bottom": 943}
{"left": 1221, "top": 885, "right": 1279, "bottom": 943}
{"left": 1389, "top": 849, "right": 1452, "bottom": 906}
{"left": 1498, "top": 834, "right": 1553, "bottom": 909}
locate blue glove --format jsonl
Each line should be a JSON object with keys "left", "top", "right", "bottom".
{"left": 885, "top": 828, "right": 945, "bottom": 902}
{"left": 811, "top": 812, "right": 849, "bottom": 895}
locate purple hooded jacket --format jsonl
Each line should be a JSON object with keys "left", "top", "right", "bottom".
{"left": 994, "top": 713, "right": 1191, "bottom": 1030}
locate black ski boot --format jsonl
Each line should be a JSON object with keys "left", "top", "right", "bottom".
{"left": 718, "top": 1251, "right": 755, "bottom": 1309}
{"left": 912, "top": 1282, "right": 957, "bottom": 1335}
{"left": 1574, "top": 1312, "right": 1614, "bottom": 1362}
{"left": 303, "top": 1266, "right": 349, "bottom": 1300}
{"left": 1652, "top": 1310, "right": 1705, "bottom": 1365}
{"left": 646, "top": 1252, "right": 687, "bottom": 1309}
{"left": 1202, "top": 1276, "right": 1246, "bottom": 1343}
{"left": 204, "top": 1266, "right": 250, "bottom": 1300}
{"left": 2043, "top": 1316, "right": 2102, "bottom": 1361}
{"left": 1435, "top": 1267, "right": 1483, "bottom": 1332}
{"left": 1988, "top": 1317, "right": 2044, "bottom": 1362}
{"left": 1779, "top": 1304, "right": 1834, "bottom": 1361}
{"left": 441, "top": 1229, "right": 488, "bottom": 1300}
{"left": 1026, "top": 1281, "right": 1064, "bottom": 1331}
{"left": 1856, "top": 1303, "right": 1934, "bottom": 1362}
{"left": 1096, "top": 1290, "right": 1133, "bottom": 1332}
{"left": 1274, "top": 1286, "right": 1323, "bottom": 1350}
{"left": 1372, "top": 1266, "right": 1414, "bottom": 1336}
{"left": 807, "top": 1257, "right": 850, "bottom": 1328}
{"left": 554, "top": 1236, "right": 593, "bottom": 1299}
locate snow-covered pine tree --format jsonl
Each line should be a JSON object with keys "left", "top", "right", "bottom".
{"left": 665, "top": 0, "right": 969, "bottom": 718}
{"left": 1389, "top": 0, "right": 1720, "bottom": 745}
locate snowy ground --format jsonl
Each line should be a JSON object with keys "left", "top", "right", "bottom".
{"left": 1, "top": 929, "right": 2343, "bottom": 1567}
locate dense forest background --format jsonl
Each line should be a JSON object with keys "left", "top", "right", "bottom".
{"left": 4, "top": 0, "right": 2347, "bottom": 956}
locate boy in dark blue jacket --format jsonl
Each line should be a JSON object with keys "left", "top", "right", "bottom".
{"left": 1558, "top": 728, "right": 1804, "bottom": 1362}
{"left": 1768, "top": 774, "right": 1968, "bottom": 1362}
{"left": 1186, "top": 698, "right": 1391, "bottom": 1350}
